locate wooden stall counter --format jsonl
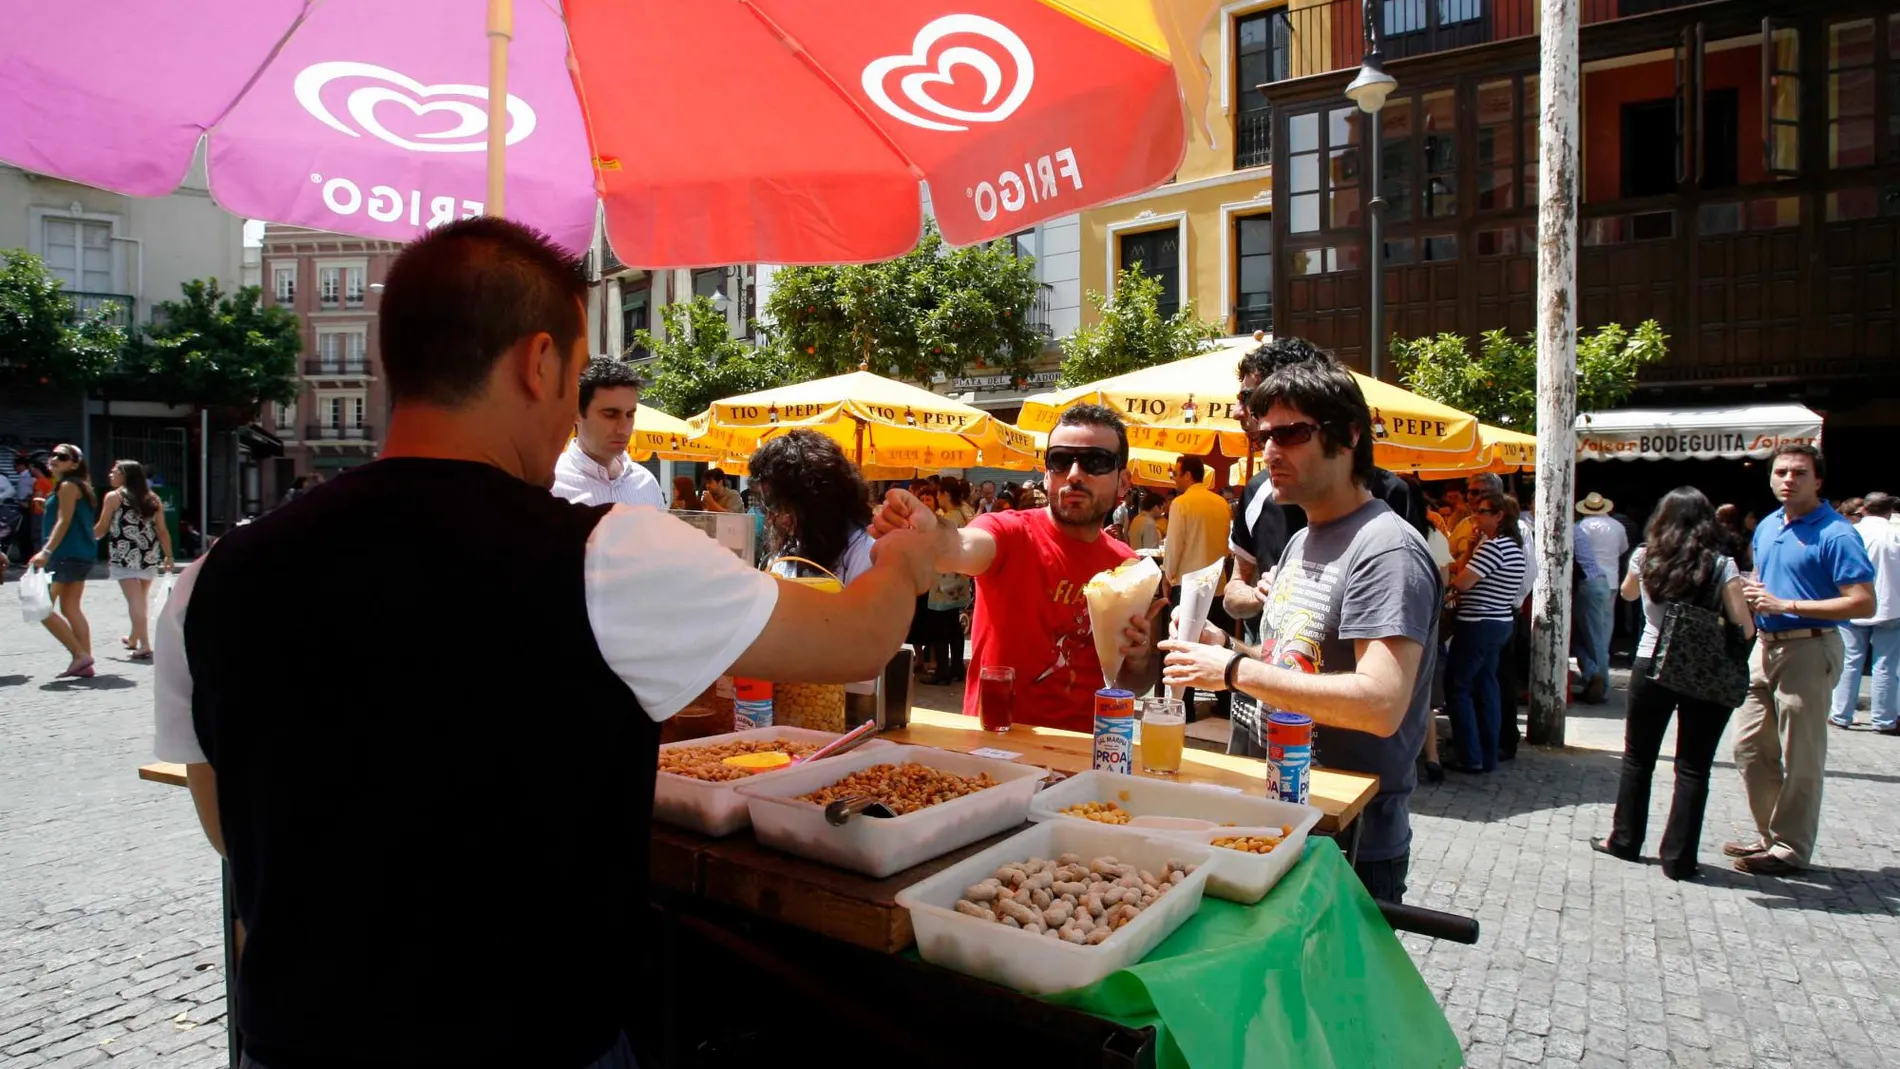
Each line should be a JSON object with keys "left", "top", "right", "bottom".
{"left": 883, "top": 708, "right": 1377, "bottom": 835}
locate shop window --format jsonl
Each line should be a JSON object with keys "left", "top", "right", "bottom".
{"left": 1287, "top": 112, "right": 1321, "bottom": 234}
{"left": 1826, "top": 186, "right": 1900, "bottom": 222}
{"left": 1699, "top": 197, "right": 1802, "bottom": 234}
{"left": 1383, "top": 238, "right": 1416, "bottom": 265}
{"left": 1422, "top": 234, "right": 1459, "bottom": 261}
{"left": 1764, "top": 21, "right": 1801, "bottom": 177}
{"left": 1287, "top": 245, "right": 1363, "bottom": 276}
{"left": 1828, "top": 19, "right": 1878, "bottom": 169}
{"left": 1382, "top": 96, "right": 1414, "bottom": 225}
{"left": 1421, "top": 90, "right": 1457, "bottom": 218}
{"left": 1328, "top": 108, "right": 1362, "bottom": 228}
{"left": 1233, "top": 214, "right": 1273, "bottom": 334}
{"left": 1475, "top": 79, "right": 1517, "bottom": 211}
{"left": 1285, "top": 107, "right": 1362, "bottom": 234}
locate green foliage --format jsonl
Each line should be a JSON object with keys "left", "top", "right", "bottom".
{"left": 116, "top": 280, "right": 302, "bottom": 411}
{"left": 0, "top": 249, "right": 126, "bottom": 389}
{"left": 639, "top": 297, "right": 796, "bottom": 417}
{"left": 1389, "top": 320, "right": 1668, "bottom": 431}
{"left": 1056, "top": 265, "right": 1223, "bottom": 387}
{"left": 763, "top": 220, "right": 1045, "bottom": 385}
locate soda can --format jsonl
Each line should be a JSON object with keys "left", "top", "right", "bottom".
{"left": 733, "top": 678, "right": 774, "bottom": 730}
{"left": 1092, "top": 689, "right": 1137, "bottom": 774}
{"left": 1265, "top": 712, "right": 1313, "bottom": 804}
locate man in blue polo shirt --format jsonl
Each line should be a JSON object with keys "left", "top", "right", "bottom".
{"left": 1730, "top": 443, "right": 1874, "bottom": 875}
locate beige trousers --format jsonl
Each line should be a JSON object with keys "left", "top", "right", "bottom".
{"left": 1732, "top": 630, "right": 1842, "bottom": 867}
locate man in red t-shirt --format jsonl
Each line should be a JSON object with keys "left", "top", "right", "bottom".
{"left": 873, "top": 405, "right": 1165, "bottom": 732}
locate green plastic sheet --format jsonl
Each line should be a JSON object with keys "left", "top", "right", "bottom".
{"left": 1043, "top": 838, "right": 1462, "bottom": 1069}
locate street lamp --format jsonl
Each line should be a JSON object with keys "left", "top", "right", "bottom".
{"left": 1346, "top": 0, "right": 1396, "bottom": 381}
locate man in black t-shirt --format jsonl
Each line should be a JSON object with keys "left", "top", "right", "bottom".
{"left": 153, "top": 218, "right": 937, "bottom": 1069}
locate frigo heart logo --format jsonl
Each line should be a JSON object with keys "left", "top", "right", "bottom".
{"left": 293, "top": 61, "right": 537, "bottom": 153}
{"left": 861, "top": 15, "right": 1034, "bottom": 133}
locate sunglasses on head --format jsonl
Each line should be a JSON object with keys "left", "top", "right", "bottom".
{"left": 52, "top": 452, "right": 74, "bottom": 462}
{"left": 1259, "top": 421, "right": 1324, "bottom": 447}
{"left": 1045, "top": 447, "right": 1121, "bottom": 476}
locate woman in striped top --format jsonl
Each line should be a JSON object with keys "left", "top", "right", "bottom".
{"left": 1444, "top": 491, "right": 1527, "bottom": 772}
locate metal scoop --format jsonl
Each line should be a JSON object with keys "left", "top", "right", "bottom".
{"left": 823, "top": 795, "right": 898, "bottom": 825}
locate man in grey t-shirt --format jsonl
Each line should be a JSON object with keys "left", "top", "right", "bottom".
{"left": 1162, "top": 350, "right": 1439, "bottom": 903}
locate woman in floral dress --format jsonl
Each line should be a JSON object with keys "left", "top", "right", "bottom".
{"left": 92, "top": 459, "right": 173, "bottom": 660}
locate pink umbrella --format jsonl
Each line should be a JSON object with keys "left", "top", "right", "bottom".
{"left": 0, "top": 0, "right": 1217, "bottom": 265}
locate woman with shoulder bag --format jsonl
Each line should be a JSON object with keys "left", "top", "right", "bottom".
{"left": 1594, "top": 487, "right": 1755, "bottom": 881}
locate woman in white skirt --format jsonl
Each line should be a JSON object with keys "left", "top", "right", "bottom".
{"left": 92, "top": 459, "right": 173, "bottom": 660}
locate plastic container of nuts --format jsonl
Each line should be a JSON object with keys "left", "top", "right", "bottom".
{"left": 894, "top": 820, "right": 1213, "bottom": 994}
{"left": 735, "top": 745, "right": 1046, "bottom": 877}
{"left": 1029, "top": 771, "right": 1320, "bottom": 903}
{"left": 654, "top": 726, "right": 894, "bottom": 837}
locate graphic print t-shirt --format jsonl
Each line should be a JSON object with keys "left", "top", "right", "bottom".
{"left": 965, "top": 508, "right": 1138, "bottom": 733}
{"left": 1228, "top": 498, "right": 1439, "bottom": 863}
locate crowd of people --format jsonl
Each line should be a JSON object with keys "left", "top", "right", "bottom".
{"left": 0, "top": 213, "right": 1873, "bottom": 1066}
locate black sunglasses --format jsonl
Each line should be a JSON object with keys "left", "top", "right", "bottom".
{"left": 1259, "top": 422, "right": 1324, "bottom": 447}
{"left": 51, "top": 452, "right": 75, "bottom": 462}
{"left": 1045, "top": 447, "right": 1121, "bottom": 476}
{"left": 1475, "top": 507, "right": 1499, "bottom": 516}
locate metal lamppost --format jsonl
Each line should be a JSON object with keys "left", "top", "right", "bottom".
{"left": 1345, "top": 2, "right": 1397, "bottom": 380}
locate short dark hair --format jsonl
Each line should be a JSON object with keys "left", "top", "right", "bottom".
{"left": 1251, "top": 352, "right": 1375, "bottom": 483}
{"left": 1770, "top": 442, "right": 1825, "bottom": 481}
{"left": 378, "top": 217, "right": 587, "bottom": 408}
{"left": 577, "top": 356, "right": 644, "bottom": 415}
{"left": 1466, "top": 473, "right": 1503, "bottom": 494}
{"left": 1177, "top": 456, "right": 1206, "bottom": 481}
{"left": 1863, "top": 491, "right": 1896, "bottom": 517}
{"left": 1238, "top": 336, "right": 1331, "bottom": 386}
{"left": 1055, "top": 403, "right": 1129, "bottom": 464}
{"left": 703, "top": 470, "right": 726, "bottom": 486}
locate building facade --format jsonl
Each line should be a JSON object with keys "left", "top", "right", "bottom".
{"left": 257, "top": 224, "right": 401, "bottom": 503}
{"left": 0, "top": 155, "right": 246, "bottom": 528}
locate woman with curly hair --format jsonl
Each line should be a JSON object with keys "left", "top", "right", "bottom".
{"left": 748, "top": 430, "right": 876, "bottom": 585}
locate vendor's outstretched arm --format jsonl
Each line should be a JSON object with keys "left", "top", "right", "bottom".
{"left": 872, "top": 488, "right": 999, "bottom": 576}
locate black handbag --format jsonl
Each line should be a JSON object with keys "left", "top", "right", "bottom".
{"left": 1647, "top": 554, "right": 1751, "bottom": 707}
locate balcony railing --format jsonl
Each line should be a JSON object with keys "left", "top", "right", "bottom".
{"left": 1028, "top": 283, "right": 1055, "bottom": 339}
{"left": 1270, "top": 0, "right": 1700, "bottom": 80}
{"left": 68, "top": 291, "right": 135, "bottom": 329}
{"left": 1235, "top": 110, "right": 1273, "bottom": 170}
{"left": 305, "top": 358, "right": 371, "bottom": 376}
{"left": 305, "top": 424, "right": 374, "bottom": 442}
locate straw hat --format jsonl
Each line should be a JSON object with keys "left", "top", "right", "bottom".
{"left": 1576, "top": 492, "right": 1614, "bottom": 516}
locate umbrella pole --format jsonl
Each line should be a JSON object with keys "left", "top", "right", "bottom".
{"left": 485, "top": 0, "right": 514, "bottom": 215}
{"left": 856, "top": 421, "right": 866, "bottom": 467}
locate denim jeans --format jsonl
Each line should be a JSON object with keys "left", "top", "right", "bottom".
{"left": 1830, "top": 619, "right": 1900, "bottom": 729}
{"left": 1572, "top": 577, "right": 1615, "bottom": 685}
{"left": 1447, "top": 618, "right": 1514, "bottom": 771}
{"left": 1354, "top": 852, "right": 1410, "bottom": 904}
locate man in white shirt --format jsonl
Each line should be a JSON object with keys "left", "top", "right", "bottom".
{"left": 550, "top": 356, "right": 663, "bottom": 508}
{"left": 1831, "top": 491, "right": 1900, "bottom": 732}
{"left": 1573, "top": 492, "right": 1628, "bottom": 704}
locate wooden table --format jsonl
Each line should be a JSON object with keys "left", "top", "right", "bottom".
{"left": 885, "top": 708, "right": 1379, "bottom": 835}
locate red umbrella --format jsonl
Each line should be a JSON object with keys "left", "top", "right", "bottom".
{"left": 0, "top": 0, "right": 1219, "bottom": 265}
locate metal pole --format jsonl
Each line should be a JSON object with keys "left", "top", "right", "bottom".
{"left": 199, "top": 407, "right": 209, "bottom": 539}
{"left": 1367, "top": 105, "right": 1384, "bottom": 381}
{"left": 484, "top": 0, "right": 513, "bottom": 215}
{"left": 1527, "top": 0, "right": 1580, "bottom": 747}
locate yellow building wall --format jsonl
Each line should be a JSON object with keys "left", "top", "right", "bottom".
{"left": 1078, "top": 1, "right": 1298, "bottom": 334}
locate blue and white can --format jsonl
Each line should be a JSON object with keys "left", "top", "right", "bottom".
{"left": 1266, "top": 712, "right": 1313, "bottom": 804}
{"left": 1092, "top": 689, "right": 1136, "bottom": 774}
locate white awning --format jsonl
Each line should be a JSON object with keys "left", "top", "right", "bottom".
{"left": 1576, "top": 403, "right": 1823, "bottom": 462}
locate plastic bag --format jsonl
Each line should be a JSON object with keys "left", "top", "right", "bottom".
{"left": 19, "top": 567, "right": 53, "bottom": 623}
{"left": 148, "top": 571, "right": 178, "bottom": 623}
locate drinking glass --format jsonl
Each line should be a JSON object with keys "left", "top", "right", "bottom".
{"left": 978, "top": 666, "right": 1015, "bottom": 733}
{"left": 1139, "top": 697, "right": 1186, "bottom": 775}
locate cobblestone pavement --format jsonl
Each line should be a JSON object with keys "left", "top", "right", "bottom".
{"left": 5, "top": 575, "right": 1898, "bottom": 1067}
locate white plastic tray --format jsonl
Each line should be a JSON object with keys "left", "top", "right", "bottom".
{"left": 735, "top": 746, "right": 1045, "bottom": 878}
{"left": 1028, "top": 771, "right": 1320, "bottom": 902}
{"left": 894, "top": 821, "right": 1212, "bottom": 995}
{"left": 1196, "top": 817, "right": 1321, "bottom": 904}
{"left": 653, "top": 726, "right": 892, "bottom": 837}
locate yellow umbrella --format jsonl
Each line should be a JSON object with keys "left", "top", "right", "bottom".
{"left": 1409, "top": 424, "right": 1537, "bottom": 479}
{"left": 1020, "top": 337, "right": 1484, "bottom": 470}
{"left": 628, "top": 404, "right": 724, "bottom": 462}
{"left": 701, "top": 369, "right": 1041, "bottom": 472}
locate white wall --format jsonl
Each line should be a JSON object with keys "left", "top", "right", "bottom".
{"left": 0, "top": 148, "right": 244, "bottom": 322}
{"left": 1035, "top": 214, "right": 1082, "bottom": 341}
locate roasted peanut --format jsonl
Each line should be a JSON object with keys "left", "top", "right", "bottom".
{"left": 1059, "top": 801, "right": 1132, "bottom": 825}
{"left": 1210, "top": 834, "right": 1286, "bottom": 855}
{"left": 774, "top": 682, "right": 846, "bottom": 733}
{"left": 658, "top": 738, "right": 821, "bottom": 782}
{"left": 797, "top": 763, "right": 997, "bottom": 814}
